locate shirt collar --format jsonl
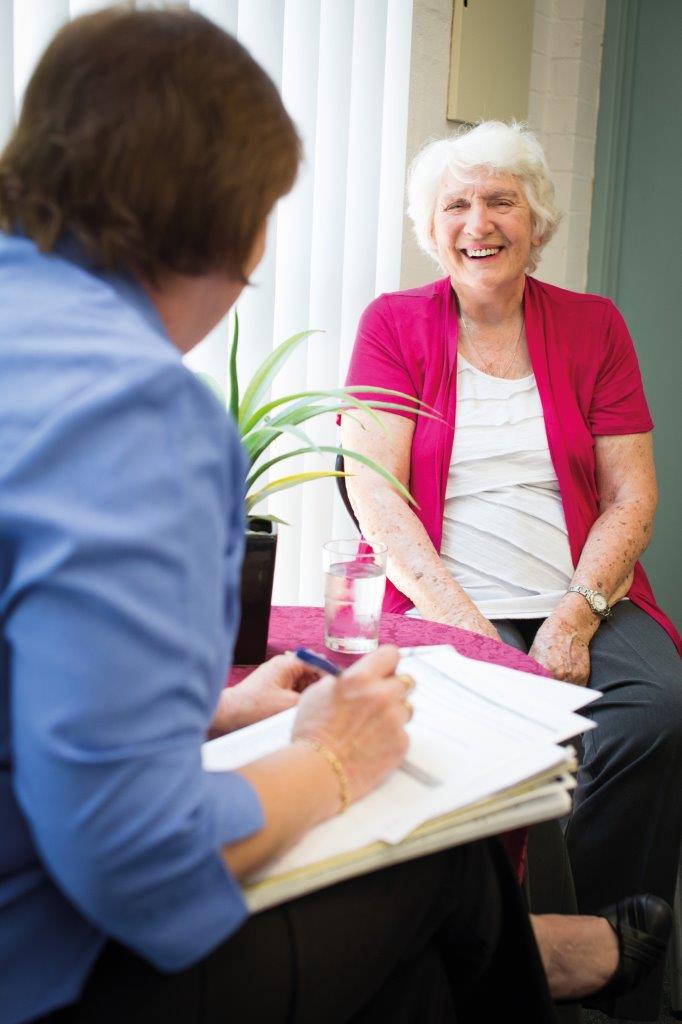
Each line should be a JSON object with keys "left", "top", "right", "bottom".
{"left": 53, "top": 234, "right": 169, "bottom": 342}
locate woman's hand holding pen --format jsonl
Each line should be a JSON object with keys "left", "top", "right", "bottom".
{"left": 292, "top": 645, "right": 412, "bottom": 804}
{"left": 210, "top": 644, "right": 413, "bottom": 810}
{"left": 223, "top": 646, "right": 412, "bottom": 877}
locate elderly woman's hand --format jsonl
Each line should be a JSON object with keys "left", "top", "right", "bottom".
{"left": 528, "top": 615, "right": 593, "bottom": 686}
{"left": 292, "top": 645, "right": 411, "bottom": 804}
{"left": 443, "top": 609, "right": 503, "bottom": 644}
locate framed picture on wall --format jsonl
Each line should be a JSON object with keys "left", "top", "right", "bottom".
{"left": 448, "top": 0, "right": 535, "bottom": 124}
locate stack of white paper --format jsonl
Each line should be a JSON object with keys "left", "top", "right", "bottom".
{"left": 203, "top": 645, "right": 598, "bottom": 910}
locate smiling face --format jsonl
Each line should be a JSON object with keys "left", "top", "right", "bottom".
{"left": 431, "top": 168, "right": 541, "bottom": 298}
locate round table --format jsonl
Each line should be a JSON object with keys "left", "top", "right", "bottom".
{"left": 229, "top": 605, "right": 549, "bottom": 680}
{"left": 229, "top": 607, "right": 550, "bottom": 880}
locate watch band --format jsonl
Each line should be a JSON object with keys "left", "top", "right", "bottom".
{"left": 568, "top": 585, "right": 611, "bottom": 620}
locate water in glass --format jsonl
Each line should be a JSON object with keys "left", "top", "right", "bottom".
{"left": 324, "top": 558, "right": 386, "bottom": 653}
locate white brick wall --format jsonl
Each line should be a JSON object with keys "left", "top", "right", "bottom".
{"left": 528, "top": 0, "right": 606, "bottom": 291}
{"left": 401, "top": 0, "right": 606, "bottom": 293}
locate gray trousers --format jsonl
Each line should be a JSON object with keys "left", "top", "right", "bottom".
{"left": 498, "top": 601, "right": 682, "bottom": 1021}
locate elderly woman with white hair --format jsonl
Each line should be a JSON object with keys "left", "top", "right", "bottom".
{"left": 341, "top": 121, "right": 682, "bottom": 1019}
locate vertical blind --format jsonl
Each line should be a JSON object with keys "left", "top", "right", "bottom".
{"left": 1, "top": 0, "right": 414, "bottom": 606}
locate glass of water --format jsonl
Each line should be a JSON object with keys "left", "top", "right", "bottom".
{"left": 323, "top": 539, "right": 387, "bottom": 653}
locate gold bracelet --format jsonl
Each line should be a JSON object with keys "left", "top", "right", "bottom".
{"left": 296, "top": 737, "right": 351, "bottom": 813}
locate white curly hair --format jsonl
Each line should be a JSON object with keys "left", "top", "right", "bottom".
{"left": 407, "top": 121, "right": 562, "bottom": 275}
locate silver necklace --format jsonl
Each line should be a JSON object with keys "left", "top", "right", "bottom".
{"left": 460, "top": 312, "right": 524, "bottom": 378}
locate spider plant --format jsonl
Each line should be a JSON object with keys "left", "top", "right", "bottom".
{"left": 198, "top": 313, "right": 439, "bottom": 526}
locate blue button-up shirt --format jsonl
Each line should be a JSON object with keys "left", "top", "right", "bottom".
{"left": 0, "top": 233, "right": 264, "bottom": 1024}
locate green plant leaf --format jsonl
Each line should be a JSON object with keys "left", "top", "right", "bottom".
{"left": 238, "top": 330, "right": 320, "bottom": 427}
{"left": 245, "top": 470, "right": 346, "bottom": 512}
{"left": 242, "top": 427, "right": 280, "bottom": 464}
{"left": 268, "top": 420, "right": 323, "bottom": 457}
{"left": 266, "top": 394, "right": 386, "bottom": 434}
{"left": 241, "top": 389, "right": 337, "bottom": 436}
{"left": 246, "top": 513, "right": 287, "bottom": 527}
{"left": 243, "top": 407, "right": 354, "bottom": 468}
{"left": 266, "top": 400, "right": 442, "bottom": 434}
{"left": 240, "top": 386, "right": 439, "bottom": 436}
{"left": 341, "top": 385, "right": 442, "bottom": 416}
{"left": 336, "top": 399, "right": 443, "bottom": 423}
{"left": 210, "top": 314, "right": 445, "bottom": 521}
{"left": 227, "top": 312, "right": 239, "bottom": 420}
{"left": 262, "top": 388, "right": 442, "bottom": 434}
{"left": 245, "top": 443, "right": 417, "bottom": 507}
{"left": 332, "top": 409, "right": 366, "bottom": 431}
{"left": 337, "top": 447, "right": 417, "bottom": 506}
{"left": 243, "top": 420, "right": 320, "bottom": 466}
{"left": 266, "top": 403, "right": 344, "bottom": 431}
{"left": 246, "top": 445, "right": 321, "bottom": 488}
{"left": 242, "top": 396, "right": 442, "bottom": 466}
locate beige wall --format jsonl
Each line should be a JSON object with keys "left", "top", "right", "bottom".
{"left": 400, "top": 0, "right": 606, "bottom": 293}
{"left": 401, "top": 0, "right": 454, "bottom": 289}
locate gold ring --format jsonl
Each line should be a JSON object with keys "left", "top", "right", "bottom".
{"left": 398, "top": 673, "right": 416, "bottom": 694}
{"left": 403, "top": 699, "right": 414, "bottom": 721}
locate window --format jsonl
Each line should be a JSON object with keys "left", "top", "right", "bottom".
{"left": 1, "top": 0, "right": 413, "bottom": 605}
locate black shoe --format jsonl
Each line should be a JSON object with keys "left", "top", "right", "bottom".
{"left": 582, "top": 893, "right": 672, "bottom": 1009}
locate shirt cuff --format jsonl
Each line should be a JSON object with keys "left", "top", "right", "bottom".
{"left": 204, "top": 768, "right": 265, "bottom": 846}
{"left": 138, "top": 771, "right": 264, "bottom": 971}
{"left": 589, "top": 416, "right": 654, "bottom": 435}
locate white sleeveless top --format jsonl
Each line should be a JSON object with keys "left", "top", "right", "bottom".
{"left": 438, "top": 355, "right": 575, "bottom": 619}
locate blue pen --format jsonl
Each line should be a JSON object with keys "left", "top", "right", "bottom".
{"left": 294, "top": 647, "right": 343, "bottom": 676}
{"left": 292, "top": 647, "right": 440, "bottom": 789}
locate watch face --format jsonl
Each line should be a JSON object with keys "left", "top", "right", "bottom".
{"left": 593, "top": 593, "right": 608, "bottom": 613}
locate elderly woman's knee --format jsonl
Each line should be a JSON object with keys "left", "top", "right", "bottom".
{"left": 618, "top": 687, "right": 682, "bottom": 763}
{"left": 658, "top": 686, "right": 682, "bottom": 755}
{"left": 587, "top": 673, "right": 682, "bottom": 769}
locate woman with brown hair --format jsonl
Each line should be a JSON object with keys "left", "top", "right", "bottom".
{"left": 0, "top": 10, "right": 669, "bottom": 1024}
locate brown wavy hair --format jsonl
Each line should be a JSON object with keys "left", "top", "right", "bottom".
{"left": 0, "top": 6, "right": 301, "bottom": 283}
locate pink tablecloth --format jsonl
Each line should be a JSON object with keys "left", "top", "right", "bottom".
{"left": 230, "top": 606, "right": 549, "bottom": 679}
{"left": 229, "top": 606, "right": 552, "bottom": 879}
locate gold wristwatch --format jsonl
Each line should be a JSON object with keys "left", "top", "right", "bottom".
{"left": 567, "top": 585, "right": 611, "bottom": 620}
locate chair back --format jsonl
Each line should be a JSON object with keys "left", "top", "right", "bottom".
{"left": 334, "top": 453, "right": 361, "bottom": 533}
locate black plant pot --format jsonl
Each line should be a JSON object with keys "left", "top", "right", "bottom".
{"left": 233, "top": 519, "right": 278, "bottom": 665}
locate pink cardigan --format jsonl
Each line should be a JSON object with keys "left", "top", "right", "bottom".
{"left": 345, "top": 275, "right": 681, "bottom": 654}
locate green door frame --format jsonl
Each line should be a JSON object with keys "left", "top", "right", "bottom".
{"left": 587, "top": 0, "right": 640, "bottom": 297}
{"left": 587, "top": 0, "right": 681, "bottom": 626}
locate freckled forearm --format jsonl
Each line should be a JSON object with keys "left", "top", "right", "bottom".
{"left": 549, "top": 498, "right": 655, "bottom": 640}
{"left": 341, "top": 413, "right": 496, "bottom": 632}
{"left": 531, "top": 494, "right": 656, "bottom": 673}
{"left": 573, "top": 433, "right": 658, "bottom": 609}
{"left": 347, "top": 480, "right": 479, "bottom": 623}
{"left": 570, "top": 499, "right": 654, "bottom": 600}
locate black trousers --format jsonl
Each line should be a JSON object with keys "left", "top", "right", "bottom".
{"left": 499, "top": 601, "right": 682, "bottom": 1021}
{"left": 39, "top": 839, "right": 557, "bottom": 1024}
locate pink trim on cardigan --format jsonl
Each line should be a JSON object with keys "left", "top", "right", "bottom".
{"left": 345, "top": 275, "right": 681, "bottom": 655}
